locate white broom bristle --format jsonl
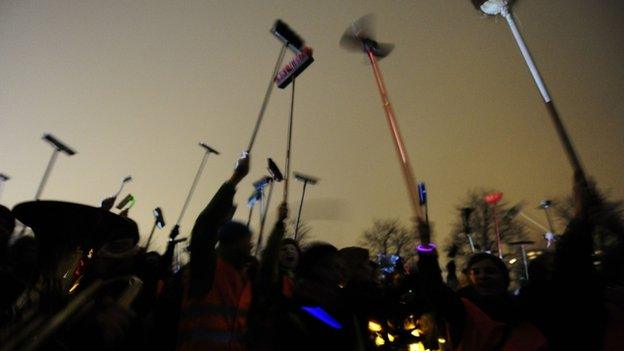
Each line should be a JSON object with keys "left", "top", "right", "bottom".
{"left": 480, "top": 0, "right": 509, "bottom": 15}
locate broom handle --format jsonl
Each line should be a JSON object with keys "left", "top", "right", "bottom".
{"left": 502, "top": 8, "right": 586, "bottom": 182}
{"left": 247, "top": 44, "right": 288, "bottom": 152}
{"left": 366, "top": 50, "right": 425, "bottom": 223}
{"left": 283, "top": 79, "right": 296, "bottom": 203}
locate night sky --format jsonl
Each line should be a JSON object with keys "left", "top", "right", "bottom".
{"left": 1, "top": 0, "right": 622, "bottom": 254}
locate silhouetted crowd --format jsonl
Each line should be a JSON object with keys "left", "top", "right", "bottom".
{"left": 1, "top": 153, "right": 623, "bottom": 351}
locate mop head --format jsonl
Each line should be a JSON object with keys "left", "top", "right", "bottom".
{"left": 471, "top": 0, "right": 511, "bottom": 15}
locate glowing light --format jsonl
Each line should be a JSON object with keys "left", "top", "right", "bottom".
{"left": 417, "top": 243, "right": 437, "bottom": 254}
{"left": 411, "top": 329, "right": 422, "bottom": 337}
{"left": 484, "top": 192, "right": 503, "bottom": 205}
{"left": 69, "top": 282, "right": 80, "bottom": 294}
{"left": 375, "top": 335, "right": 385, "bottom": 346}
{"left": 408, "top": 342, "right": 426, "bottom": 351}
{"left": 87, "top": 248, "right": 94, "bottom": 259}
{"left": 404, "top": 316, "right": 416, "bottom": 330}
{"left": 387, "top": 334, "right": 395, "bottom": 342}
{"left": 368, "top": 320, "right": 383, "bottom": 332}
{"left": 438, "top": 337, "right": 446, "bottom": 344}
{"left": 509, "top": 258, "right": 517, "bottom": 264}
{"left": 300, "top": 306, "right": 343, "bottom": 329}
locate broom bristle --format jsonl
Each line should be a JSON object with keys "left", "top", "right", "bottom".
{"left": 471, "top": 0, "right": 512, "bottom": 15}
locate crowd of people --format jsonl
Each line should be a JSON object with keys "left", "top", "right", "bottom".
{"left": 0, "top": 153, "right": 623, "bottom": 351}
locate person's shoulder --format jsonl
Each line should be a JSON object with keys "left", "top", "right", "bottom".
{"left": 505, "top": 321, "right": 548, "bottom": 351}
{"left": 458, "top": 298, "right": 508, "bottom": 350}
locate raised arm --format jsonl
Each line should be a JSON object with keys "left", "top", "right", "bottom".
{"left": 554, "top": 171, "right": 599, "bottom": 283}
{"left": 257, "top": 202, "right": 289, "bottom": 290}
{"left": 189, "top": 153, "right": 249, "bottom": 280}
{"left": 415, "top": 221, "right": 466, "bottom": 345}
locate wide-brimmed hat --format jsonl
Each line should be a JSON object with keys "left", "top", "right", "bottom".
{"left": 12, "top": 200, "right": 139, "bottom": 251}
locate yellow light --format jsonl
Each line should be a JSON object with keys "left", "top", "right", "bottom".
{"left": 87, "top": 248, "right": 94, "bottom": 259}
{"left": 387, "top": 334, "right": 395, "bottom": 342}
{"left": 509, "top": 258, "right": 517, "bottom": 264}
{"left": 68, "top": 281, "right": 80, "bottom": 294}
{"left": 404, "top": 318, "right": 416, "bottom": 330}
{"left": 408, "top": 342, "right": 426, "bottom": 351}
{"left": 68, "top": 274, "right": 83, "bottom": 294}
{"left": 375, "top": 335, "right": 385, "bottom": 346}
{"left": 368, "top": 320, "right": 383, "bottom": 332}
{"left": 411, "top": 328, "right": 422, "bottom": 337}
{"left": 438, "top": 337, "right": 446, "bottom": 344}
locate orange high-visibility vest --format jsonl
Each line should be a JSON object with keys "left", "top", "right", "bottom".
{"left": 177, "top": 257, "right": 252, "bottom": 351}
{"left": 282, "top": 275, "right": 294, "bottom": 298}
{"left": 458, "top": 298, "right": 547, "bottom": 351}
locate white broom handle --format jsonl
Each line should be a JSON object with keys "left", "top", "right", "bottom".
{"left": 502, "top": 7, "right": 586, "bottom": 180}
{"left": 502, "top": 7, "right": 551, "bottom": 103}
{"left": 519, "top": 211, "right": 549, "bottom": 232}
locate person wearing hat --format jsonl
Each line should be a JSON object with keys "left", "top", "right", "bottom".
{"left": 1, "top": 196, "right": 142, "bottom": 349}
{"left": 458, "top": 253, "right": 514, "bottom": 322}
{"left": 177, "top": 153, "right": 256, "bottom": 351}
{"left": 415, "top": 221, "right": 547, "bottom": 351}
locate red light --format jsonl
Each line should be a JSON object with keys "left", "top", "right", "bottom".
{"left": 484, "top": 192, "right": 503, "bottom": 205}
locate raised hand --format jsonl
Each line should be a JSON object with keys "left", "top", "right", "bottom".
{"left": 416, "top": 218, "right": 431, "bottom": 246}
{"left": 573, "top": 170, "right": 600, "bottom": 219}
{"left": 277, "top": 202, "right": 288, "bottom": 222}
{"left": 230, "top": 151, "right": 250, "bottom": 185}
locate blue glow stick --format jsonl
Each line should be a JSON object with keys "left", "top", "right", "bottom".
{"left": 300, "top": 306, "right": 343, "bottom": 330}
